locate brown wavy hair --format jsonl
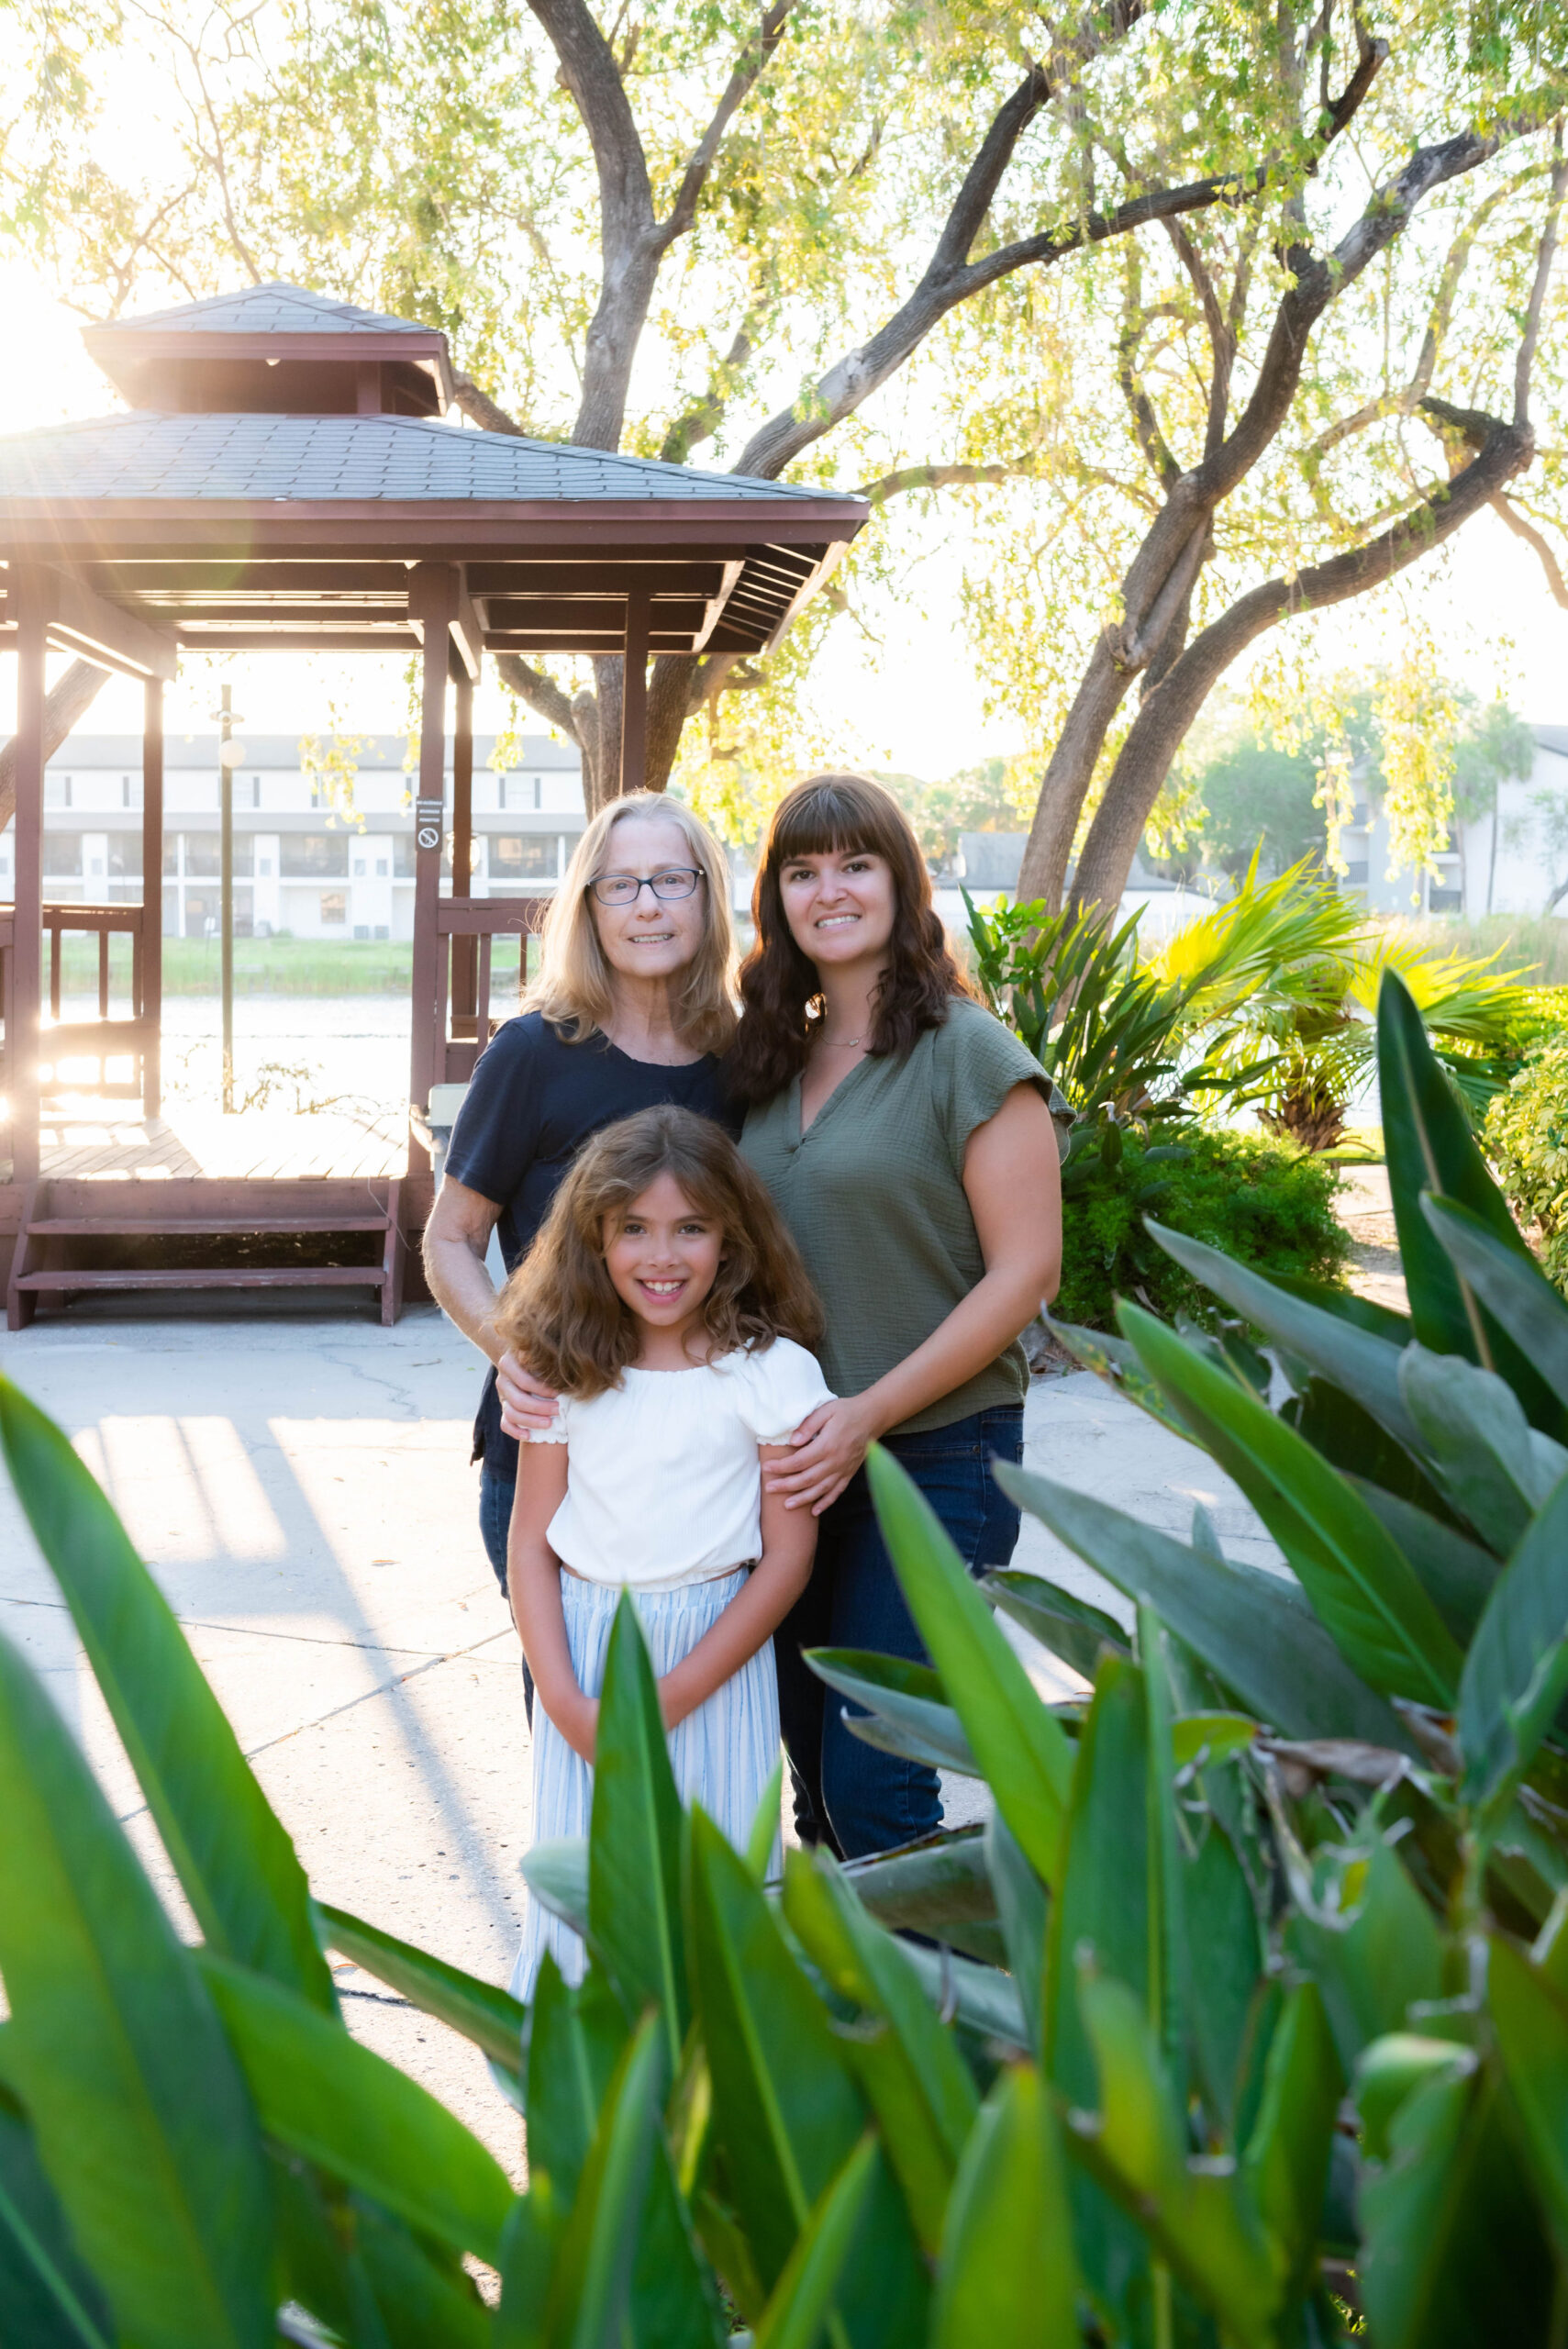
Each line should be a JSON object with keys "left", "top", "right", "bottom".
{"left": 495, "top": 1104, "right": 822, "bottom": 1399}
{"left": 725, "top": 772, "right": 968, "bottom": 1105}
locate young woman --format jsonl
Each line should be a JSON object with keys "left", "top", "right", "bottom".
{"left": 497, "top": 1105, "right": 829, "bottom": 1996}
{"left": 726, "top": 772, "right": 1062, "bottom": 1861}
{"left": 422, "top": 794, "right": 740, "bottom": 1677}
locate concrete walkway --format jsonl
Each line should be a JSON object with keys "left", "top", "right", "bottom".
{"left": 0, "top": 1306, "right": 1273, "bottom": 2178}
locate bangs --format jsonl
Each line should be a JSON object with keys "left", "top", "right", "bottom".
{"left": 768, "top": 774, "right": 902, "bottom": 864}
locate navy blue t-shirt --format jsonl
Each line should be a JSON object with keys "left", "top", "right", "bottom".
{"left": 442, "top": 1010, "right": 738, "bottom": 1472}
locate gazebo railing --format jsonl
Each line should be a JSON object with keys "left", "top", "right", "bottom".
{"left": 431, "top": 896, "right": 550, "bottom": 1085}
{"left": 1, "top": 901, "right": 155, "bottom": 1115}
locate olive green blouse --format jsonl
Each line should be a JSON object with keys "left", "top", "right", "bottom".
{"left": 739, "top": 996, "right": 1049, "bottom": 1435}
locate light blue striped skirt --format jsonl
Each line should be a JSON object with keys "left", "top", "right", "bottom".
{"left": 509, "top": 1568, "right": 780, "bottom": 2002}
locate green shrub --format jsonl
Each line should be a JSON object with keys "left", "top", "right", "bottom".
{"left": 1485, "top": 1032, "right": 1568, "bottom": 1293}
{"left": 1056, "top": 1125, "right": 1350, "bottom": 1330}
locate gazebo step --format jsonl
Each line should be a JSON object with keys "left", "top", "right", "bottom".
{"left": 16, "top": 1267, "right": 387, "bottom": 1292}
{"left": 6, "top": 1175, "right": 407, "bottom": 1330}
{"left": 28, "top": 1214, "right": 393, "bottom": 1237}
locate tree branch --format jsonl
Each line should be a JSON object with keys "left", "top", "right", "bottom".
{"left": 660, "top": 316, "right": 761, "bottom": 464}
{"left": 451, "top": 373, "right": 528, "bottom": 435}
{"left": 0, "top": 660, "right": 111, "bottom": 834}
{"left": 492, "top": 651, "right": 581, "bottom": 741}
{"left": 1118, "top": 247, "right": 1183, "bottom": 490}
{"left": 1491, "top": 491, "right": 1568, "bottom": 608}
{"left": 1516, "top": 125, "right": 1567, "bottom": 427}
{"left": 1303, "top": 176, "right": 1518, "bottom": 464}
{"left": 657, "top": 2, "right": 796, "bottom": 249}
{"left": 528, "top": 0, "right": 659, "bottom": 448}
{"left": 1162, "top": 217, "right": 1231, "bottom": 452}
{"left": 853, "top": 458, "right": 1044, "bottom": 502}
{"left": 1070, "top": 411, "right": 1535, "bottom": 913}
{"left": 733, "top": 20, "right": 1381, "bottom": 483}
{"left": 530, "top": 0, "right": 798, "bottom": 449}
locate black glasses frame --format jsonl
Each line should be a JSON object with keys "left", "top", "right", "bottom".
{"left": 588, "top": 867, "right": 706, "bottom": 907}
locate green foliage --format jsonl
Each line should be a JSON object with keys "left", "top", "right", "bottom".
{"left": 879, "top": 761, "right": 1029, "bottom": 873}
{"left": 1485, "top": 1032, "right": 1568, "bottom": 1295}
{"left": 17, "top": 965, "right": 1568, "bottom": 2344}
{"left": 1178, "top": 734, "right": 1327, "bottom": 880}
{"left": 971, "top": 861, "right": 1537, "bottom": 1169}
{"left": 1055, "top": 1125, "right": 1349, "bottom": 1332}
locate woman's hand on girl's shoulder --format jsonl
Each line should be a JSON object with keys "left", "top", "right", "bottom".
{"left": 497, "top": 1348, "right": 562, "bottom": 1437}
{"left": 762, "top": 1396, "right": 878, "bottom": 1517}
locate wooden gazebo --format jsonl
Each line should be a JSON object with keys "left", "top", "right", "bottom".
{"left": 0, "top": 283, "right": 864, "bottom": 1324}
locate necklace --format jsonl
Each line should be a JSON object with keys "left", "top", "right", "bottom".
{"left": 819, "top": 1030, "right": 866, "bottom": 1049}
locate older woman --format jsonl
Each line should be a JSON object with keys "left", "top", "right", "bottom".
{"left": 423, "top": 792, "right": 739, "bottom": 1664}
{"left": 727, "top": 772, "right": 1062, "bottom": 1861}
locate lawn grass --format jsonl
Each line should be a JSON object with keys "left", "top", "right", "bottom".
{"left": 56, "top": 934, "right": 531, "bottom": 996}
{"left": 1381, "top": 913, "right": 1568, "bottom": 985}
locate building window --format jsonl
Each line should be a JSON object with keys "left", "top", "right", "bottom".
{"left": 179, "top": 886, "right": 254, "bottom": 938}
{"left": 281, "top": 833, "right": 350, "bottom": 877}
{"left": 1344, "top": 862, "right": 1369, "bottom": 885}
{"left": 320, "top": 891, "right": 348, "bottom": 925}
{"left": 183, "top": 832, "right": 254, "bottom": 877}
{"left": 353, "top": 857, "right": 366, "bottom": 877}
{"left": 42, "top": 835, "right": 83, "bottom": 876}
{"left": 502, "top": 775, "right": 542, "bottom": 810}
{"left": 492, "top": 834, "right": 561, "bottom": 881}
{"left": 375, "top": 857, "right": 388, "bottom": 876}
{"left": 121, "top": 775, "right": 139, "bottom": 807}
{"left": 390, "top": 833, "right": 450, "bottom": 876}
{"left": 250, "top": 777, "right": 261, "bottom": 807}
{"left": 108, "top": 838, "right": 143, "bottom": 879}
{"left": 163, "top": 837, "right": 179, "bottom": 876}
{"left": 259, "top": 857, "right": 273, "bottom": 876}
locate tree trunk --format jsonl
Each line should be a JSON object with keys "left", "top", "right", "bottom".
{"left": 1069, "top": 417, "right": 1534, "bottom": 918}
{"left": 0, "top": 658, "right": 112, "bottom": 831}
{"left": 1487, "top": 785, "right": 1500, "bottom": 915}
{"left": 1014, "top": 640, "right": 1135, "bottom": 907}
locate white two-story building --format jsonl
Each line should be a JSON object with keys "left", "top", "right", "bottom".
{"left": 0, "top": 730, "right": 587, "bottom": 940}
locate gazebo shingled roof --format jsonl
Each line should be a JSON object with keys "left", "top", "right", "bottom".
{"left": 0, "top": 284, "right": 866, "bottom": 1315}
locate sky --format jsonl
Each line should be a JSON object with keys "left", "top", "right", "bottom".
{"left": 2, "top": 255, "right": 1563, "bottom": 774}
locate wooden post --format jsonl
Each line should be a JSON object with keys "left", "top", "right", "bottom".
{"left": 219, "top": 682, "right": 235, "bottom": 1112}
{"left": 407, "top": 564, "right": 458, "bottom": 1154}
{"left": 619, "top": 588, "right": 650, "bottom": 796}
{"left": 10, "top": 569, "right": 50, "bottom": 1186}
{"left": 451, "top": 662, "right": 476, "bottom": 1033}
{"left": 141, "top": 676, "right": 164, "bottom": 1118}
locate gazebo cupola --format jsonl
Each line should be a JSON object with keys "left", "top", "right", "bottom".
{"left": 83, "top": 283, "right": 457, "bottom": 418}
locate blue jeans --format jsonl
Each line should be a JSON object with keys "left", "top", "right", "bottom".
{"left": 775, "top": 1404, "right": 1025, "bottom": 1861}
{"left": 480, "top": 1463, "right": 534, "bottom": 1724}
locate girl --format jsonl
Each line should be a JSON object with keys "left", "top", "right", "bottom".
{"left": 727, "top": 773, "right": 1063, "bottom": 1862}
{"left": 495, "top": 1102, "right": 830, "bottom": 1998}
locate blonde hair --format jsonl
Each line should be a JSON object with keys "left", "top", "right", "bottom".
{"left": 525, "top": 793, "right": 736, "bottom": 1054}
{"left": 495, "top": 1105, "right": 822, "bottom": 1398}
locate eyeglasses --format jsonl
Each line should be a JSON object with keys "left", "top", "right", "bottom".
{"left": 589, "top": 867, "right": 705, "bottom": 907}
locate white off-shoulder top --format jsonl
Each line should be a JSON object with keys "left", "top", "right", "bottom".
{"left": 525, "top": 1338, "right": 834, "bottom": 1590}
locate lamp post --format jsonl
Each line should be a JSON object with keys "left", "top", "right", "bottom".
{"left": 215, "top": 685, "right": 245, "bottom": 1114}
